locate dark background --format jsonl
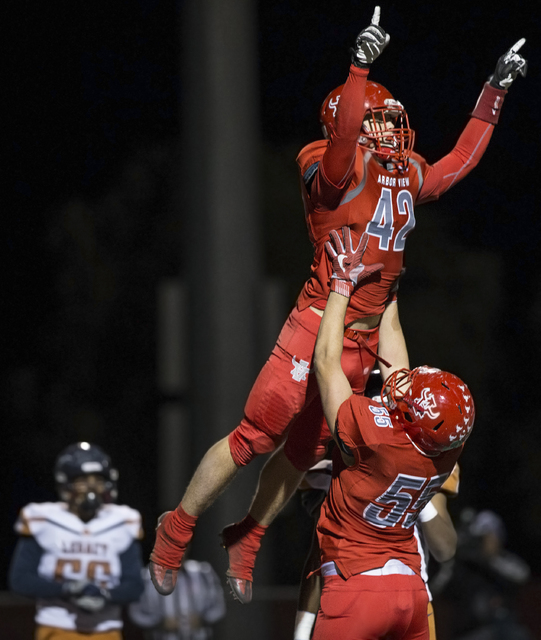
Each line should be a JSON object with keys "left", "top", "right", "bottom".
{"left": 3, "top": 0, "right": 541, "bottom": 599}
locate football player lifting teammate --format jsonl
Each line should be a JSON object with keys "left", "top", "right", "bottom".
{"left": 308, "top": 227, "right": 475, "bottom": 640}
{"left": 149, "top": 5, "right": 526, "bottom": 603}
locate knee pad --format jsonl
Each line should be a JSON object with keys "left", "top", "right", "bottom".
{"left": 228, "top": 421, "right": 283, "bottom": 467}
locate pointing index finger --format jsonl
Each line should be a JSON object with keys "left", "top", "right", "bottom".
{"left": 371, "top": 6, "right": 381, "bottom": 26}
{"left": 510, "top": 37, "right": 526, "bottom": 53}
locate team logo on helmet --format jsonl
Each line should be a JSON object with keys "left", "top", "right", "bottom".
{"left": 412, "top": 388, "right": 440, "bottom": 420}
{"left": 382, "top": 366, "right": 475, "bottom": 455}
{"left": 328, "top": 96, "right": 340, "bottom": 117}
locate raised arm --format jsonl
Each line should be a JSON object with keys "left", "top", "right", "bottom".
{"left": 310, "top": 7, "right": 389, "bottom": 205}
{"left": 418, "top": 39, "right": 527, "bottom": 203}
{"left": 314, "top": 228, "right": 383, "bottom": 438}
{"left": 314, "top": 290, "right": 352, "bottom": 438}
{"left": 377, "top": 301, "right": 409, "bottom": 383}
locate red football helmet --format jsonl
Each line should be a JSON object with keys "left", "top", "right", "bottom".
{"left": 381, "top": 366, "right": 475, "bottom": 455}
{"left": 319, "top": 81, "right": 415, "bottom": 166}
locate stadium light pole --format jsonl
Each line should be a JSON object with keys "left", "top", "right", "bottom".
{"left": 157, "top": 1, "right": 277, "bottom": 637}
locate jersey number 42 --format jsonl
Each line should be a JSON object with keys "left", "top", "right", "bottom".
{"left": 366, "top": 188, "right": 416, "bottom": 252}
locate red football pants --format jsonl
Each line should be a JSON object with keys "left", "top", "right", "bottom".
{"left": 228, "top": 306, "right": 378, "bottom": 469}
{"left": 313, "top": 574, "right": 429, "bottom": 640}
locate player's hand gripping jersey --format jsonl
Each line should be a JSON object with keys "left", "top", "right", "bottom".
{"left": 317, "top": 395, "right": 462, "bottom": 580}
{"left": 14, "top": 501, "right": 143, "bottom": 633}
{"left": 296, "top": 64, "right": 506, "bottom": 324}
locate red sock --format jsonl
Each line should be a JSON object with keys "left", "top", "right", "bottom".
{"left": 151, "top": 504, "right": 198, "bottom": 569}
{"left": 222, "top": 514, "right": 268, "bottom": 581}
{"left": 170, "top": 504, "right": 198, "bottom": 539}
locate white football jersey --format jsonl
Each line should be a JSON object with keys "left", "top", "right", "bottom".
{"left": 15, "top": 501, "right": 143, "bottom": 632}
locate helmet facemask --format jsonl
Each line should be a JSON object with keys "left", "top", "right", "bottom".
{"left": 54, "top": 442, "right": 119, "bottom": 521}
{"left": 319, "top": 82, "right": 415, "bottom": 171}
{"left": 381, "top": 368, "right": 420, "bottom": 416}
{"left": 359, "top": 103, "right": 415, "bottom": 168}
{"left": 62, "top": 474, "right": 111, "bottom": 522}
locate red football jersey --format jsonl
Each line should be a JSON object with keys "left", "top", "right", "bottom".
{"left": 296, "top": 64, "right": 496, "bottom": 325}
{"left": 317, "top": 395, "right": 462, "bottom": 580}
{"left": 297, "top": 142, "right": 427, "bottom": 324}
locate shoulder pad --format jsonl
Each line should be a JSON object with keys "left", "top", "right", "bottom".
{"left": 407, "top": 152, "right": 428, "bottom": 180}
{"left": 296, "top": 140, "right": 328, "bottom": 175}
{"left": 303, "top": 161, "right": 320, "bottom": 187}
{"left": 96, "top": 504, "right": 144, "bottom": 540}
{"left": 335, "top": 395, "right": 369, "bottom": 456}
{"left": 336, "top": 395, "right": 390, "bottom": 452}
{"left": 408, "top": 150, "right": 426, "bottom": 167}
{"left": 14, "top": 502, "right": 72, "bottom": 536}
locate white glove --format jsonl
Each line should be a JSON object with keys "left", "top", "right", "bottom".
{"left": 74, "top": 593, "right": 109, "bottom": 612}
{"left": 62, "top": 580, "right": 110, "bottom": 612}
{"left": 351, "top": 6, "right": 390, "bottom": 68}
{"left": 62, "top": 580, "right": 89, "bottom": 597}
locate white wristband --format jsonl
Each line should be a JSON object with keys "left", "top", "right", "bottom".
{"left": 419, "top": 501, "right": 438, "bottom": 523}
{"left": 294, "top": 611, "right": 317, "bottom": 640}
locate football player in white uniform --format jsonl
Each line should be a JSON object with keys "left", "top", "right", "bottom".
{"left": 9, "top": 442, "right": 145, "bottom": 640}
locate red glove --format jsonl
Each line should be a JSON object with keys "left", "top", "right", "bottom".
{"left": 325, "top": 227, "right": 384, "bottom": 297}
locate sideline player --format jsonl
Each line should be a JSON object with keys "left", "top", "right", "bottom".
{"left": 310, "top": 228, "right": 474, "bottom": 639}
{"left": 149, "top": 6, "right": 526, "bottom": 600}
{"left": 9, "top": 442, "right": 145, "bottom": 640}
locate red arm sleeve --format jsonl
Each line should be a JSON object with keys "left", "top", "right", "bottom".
{"left": 310, "top": 65, "right": 369, "bottom": 208}
{"left": 417, "top": 82, "right": 506, "bottom": 204}
{"left": 417, "top": 117, "right": 494, "bottom": 204}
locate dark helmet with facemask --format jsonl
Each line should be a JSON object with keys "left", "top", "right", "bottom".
{"left": 54, "top": 442, "right": 118, "bottom": 514}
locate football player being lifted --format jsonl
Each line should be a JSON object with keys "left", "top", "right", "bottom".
{"left": 9, "top": 443, "right": 144, "bottom": 640}
{"left": 149, "top": 5, "right": 527, "bottom": 603}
